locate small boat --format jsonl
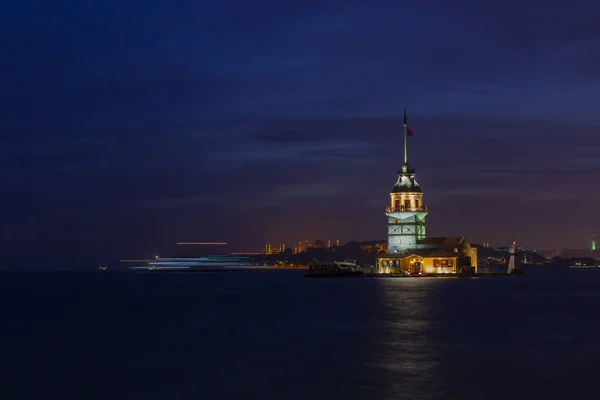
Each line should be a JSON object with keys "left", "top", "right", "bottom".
{"left": 306, "top": 260, "right": 363, "bottom": 277}
{"left": 98, "top": 265, "right": 108, "bottom": 271}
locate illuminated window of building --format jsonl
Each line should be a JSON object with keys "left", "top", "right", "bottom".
{"left": 415, "top": 199, "right": 420, "bottom": 208}
{"left": 433, "top": 258, "right": 454, "bottom": 267}
{"left": 404, "top": 199, "right": 410, "bottom": 208}
{"left": 395, "top": 199, "right": 400, "bottom": 208}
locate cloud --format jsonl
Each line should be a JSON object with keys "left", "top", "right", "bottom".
{"left": 435, "top": 186, "right": 511, "bottom": 197}
{"left": 143, "top": 191, "right": 243, "bottom": 210}
{"left": 526, "top": 191, "right": 583, "bottom": 202}
{"left": 3, "top": 0, "right": 600, "bottom": 267}
{"left": 206, "top": 140, "right": 375, "bottom": 167}
{"left": 144, "top": 181, "right": 347, "bottom": 211}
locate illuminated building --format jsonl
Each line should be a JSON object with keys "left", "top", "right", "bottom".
{"left": 264, "top": 243, "right": 286, "bottom": 255}
{"left": 592, "top": 235, "right": 596, "bottom": 252}
{"left": 377, "top": 237, "right": 477, "bottom": 274}
{"left": 385, "top": 109, "right": 427, "bottom": 252}
{"left": 483, "top": 241, "right": 489, "bottom": 248}
{"left": 336, "top": 238, "right": 340, "bottom": 247}
{"left": 327, "top": 239, "right": 331, "bottom": 248}
{"left": 309, "top": 240, "right": 326, "bottom": 249}
{"left": 376, "top": 109, "right": 477, "bottom": 275}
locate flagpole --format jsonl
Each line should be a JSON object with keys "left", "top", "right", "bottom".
{"left": 403, "top": 108, "right": 408, "bottom": 165}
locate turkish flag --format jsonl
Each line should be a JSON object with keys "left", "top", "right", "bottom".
{"left": 407, "top": 129, "right": 413, "bottom": 137}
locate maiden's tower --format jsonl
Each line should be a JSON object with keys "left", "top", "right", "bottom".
{"left": 376, "top": 110, "right": 478, "bottom": 275}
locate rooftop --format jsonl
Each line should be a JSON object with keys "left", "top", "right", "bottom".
{"left": 392, "top": 164, "right": 421, "bottom": 193}
{"left": 377, "top": 248, "right": 461, "bottom": 258}
{"left": 418, "top": 237, "right": 466, "bottom": 246}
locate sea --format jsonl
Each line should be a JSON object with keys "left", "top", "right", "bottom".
{"left": 1, "top": 267, "right": 600, "bottom": 399}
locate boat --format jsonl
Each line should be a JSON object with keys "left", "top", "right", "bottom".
{"left": 568, "top": 259, "right": 598, "bottom": 269}
{"left": 130, "top": 256, "right": 261, "bottom": 271}
{"left": 306, "top": 260, "right": 363, "bottom": 277}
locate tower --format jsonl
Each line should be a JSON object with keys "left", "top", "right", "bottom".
{"left": 386, "top": 109, "right": 428, "bottom": 253}
{"left": 507, "top": 241, "right": 523, "bottom": 275}
{"left": 592, "top": 235, "right": 596, "bottom": 252}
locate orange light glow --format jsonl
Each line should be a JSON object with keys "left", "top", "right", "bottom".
{"left": 176, "top": 242, "right": 227, "bottom": 245}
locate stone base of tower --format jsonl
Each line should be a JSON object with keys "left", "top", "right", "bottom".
{"left": 388, "top": 235, "right": 419, "bottom": 253}
{"left": 386, "top": 211, "right": 427, "bottom": 254}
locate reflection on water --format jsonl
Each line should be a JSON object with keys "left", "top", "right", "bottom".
{"left": 2, "top": 270, "right": 600, "bottom": 399}
{"left": 371, "top": 279, "right": 445, "bottom": 399}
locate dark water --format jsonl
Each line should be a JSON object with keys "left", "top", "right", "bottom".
{"left": 2, "top": 268, "right": 600, "bottom": 399}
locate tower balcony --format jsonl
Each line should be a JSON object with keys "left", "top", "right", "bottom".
{"left": 386, "top": 205, "right": 428, "bottom": 213}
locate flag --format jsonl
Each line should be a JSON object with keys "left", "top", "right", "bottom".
{"left": 407, "top": 129, "right": 413, "bottom": 137}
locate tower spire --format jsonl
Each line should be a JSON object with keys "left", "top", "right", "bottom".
{"left": 403, "top": 108, "right": 408, "bottom": 165}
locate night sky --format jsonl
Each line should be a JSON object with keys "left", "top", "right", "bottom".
{"left": 2, "top": 0, "right": 599, "bottom": 268}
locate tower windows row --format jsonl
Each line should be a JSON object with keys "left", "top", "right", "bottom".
{"left": 393, "top": 199, "right": 421, "bottom": 209}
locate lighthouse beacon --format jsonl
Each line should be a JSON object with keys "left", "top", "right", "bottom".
{"left": 507, "top": 241, "right": 523, "bottom": 275}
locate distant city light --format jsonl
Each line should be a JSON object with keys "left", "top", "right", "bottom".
{"left": 176, "top": 242, "right": 227, "bottom": 245}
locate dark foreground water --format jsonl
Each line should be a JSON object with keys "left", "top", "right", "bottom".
{"left": 2, "top": 268, "right": 600, "bottom": 399}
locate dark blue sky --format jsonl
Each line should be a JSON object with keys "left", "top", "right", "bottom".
{"left": 2, "top": 0, "right": 599, "bottom": 268}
